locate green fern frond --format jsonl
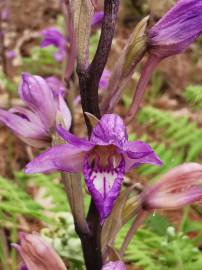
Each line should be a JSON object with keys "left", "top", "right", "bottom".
{"left": 134, "top": 106, "right": 202, "bottom": 177}
{"left": 183, "top": 85, "right": 202, "bottom": 109}
{"left": 0, "top": 176, "right": 47, "bottom": 226}
{"left": 138, "top": 107, "right": 202, "bottom": 159}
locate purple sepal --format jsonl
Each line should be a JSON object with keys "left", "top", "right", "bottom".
{"left": 91, "top": 114, "right": 128, "bottom": 148}
{"left": 45, "top": 76, "right": 65, "bottom": 97}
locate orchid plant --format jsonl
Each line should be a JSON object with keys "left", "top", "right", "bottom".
{"left": 1, "top": 0, "right": 202, "bottom": 269}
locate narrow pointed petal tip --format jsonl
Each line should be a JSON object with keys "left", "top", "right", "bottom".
{"left": 124, "top": 141, "right": 163, "bottom": 171}
{"left": 148, "top": 0, "right": 202, "bottom": 58}
{"left": 102, "top": 261, "right": 126, "bottom": 270}
{"left": 141, "top": 163, "right": 202, "bottom": 210}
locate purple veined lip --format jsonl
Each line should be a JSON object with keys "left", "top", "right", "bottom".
{"left": 84, "top": 149, "right": 125, "bottom": 223}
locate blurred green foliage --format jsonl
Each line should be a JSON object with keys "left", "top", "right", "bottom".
{"left": 126, "top": 105, "right": 202, "bottom": 179}
{"left": 116, "top": 213, "right": 202, "bottom": 270}
{"left": 183, "top": 85, "right": 202, "bottom": 109}
{"left": 21, "top": 46, "right": 61, "bottom": 76}
{"left": 41, "top": 212, "right": 84, "bottom": 269}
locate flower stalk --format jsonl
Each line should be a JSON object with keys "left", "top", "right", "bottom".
{"left": 75, "top": 0, "right": 120, "bottom": 268}
{"left": 119, "top": 209, "right": 149, "bottom": 256}
{"left": 125, "top": 54, "right": 160, "bottom": 123}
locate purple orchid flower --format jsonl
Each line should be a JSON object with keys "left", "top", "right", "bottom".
{"left": 12, "top": 232, "right": 67, "bottom": 270}
{"left": 0, "top": 73, "right": 71, "bottom": 148}
{"left": 40, "top": 27, "right": 68, "bottom": 62}
{"left": 91, "top": 11, "right": 104, "bottom": 28}
{"left": 126, "top": 0, "right": 202, "bottom": 122}
{"left": 102, "top": 261, "right": 125, "bottom": 270}
{"left": 25, "top": 114, "right": 162, "bottom": 223}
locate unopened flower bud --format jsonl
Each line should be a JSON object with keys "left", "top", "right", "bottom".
{"left": 141, "top": 163, "right": 202, "bottom": 210}
{"left": 12, "top": 232, "right": 67, "bottom": 270}
{"left": 148, "top": 0, "right": 202, "bottom": 59}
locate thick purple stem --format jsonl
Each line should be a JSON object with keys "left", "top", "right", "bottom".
{"left": 125, "top": 55, "right": 160, "bottom": 123}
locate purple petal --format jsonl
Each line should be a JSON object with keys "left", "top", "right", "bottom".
{"left": 25, "top": 144, "right": 92, "bottom": 174}
{"left": 123, "top": 141, "right": 162, "bottom": 171}
{"left": 57, "top": 126, "right": 93, "bottom": 147}
{"left": 0, "top": 109, "right": 49, "bottom": 145}
{"left": 19, "top": 73, "right": 57, "bottom": 129}
{"left": 148, "top": 0, "right": 202, "bottom": 57}
{"left": 57, "top": 95, "right": 72, "bottom": 130}
{"left": 84, "top": 154, "right": 125, "bottom": 223}
{"left": 91, "top": 11, "right": 104, "bottom": 28}
{"left": 45, "top": 76, "right": 65, "bottom": 97}
{"left": 91, "top": 114, "right": 128, "bottom": 148}
{"left": 10, "top": 107, "right": 45, "bottom": 128}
